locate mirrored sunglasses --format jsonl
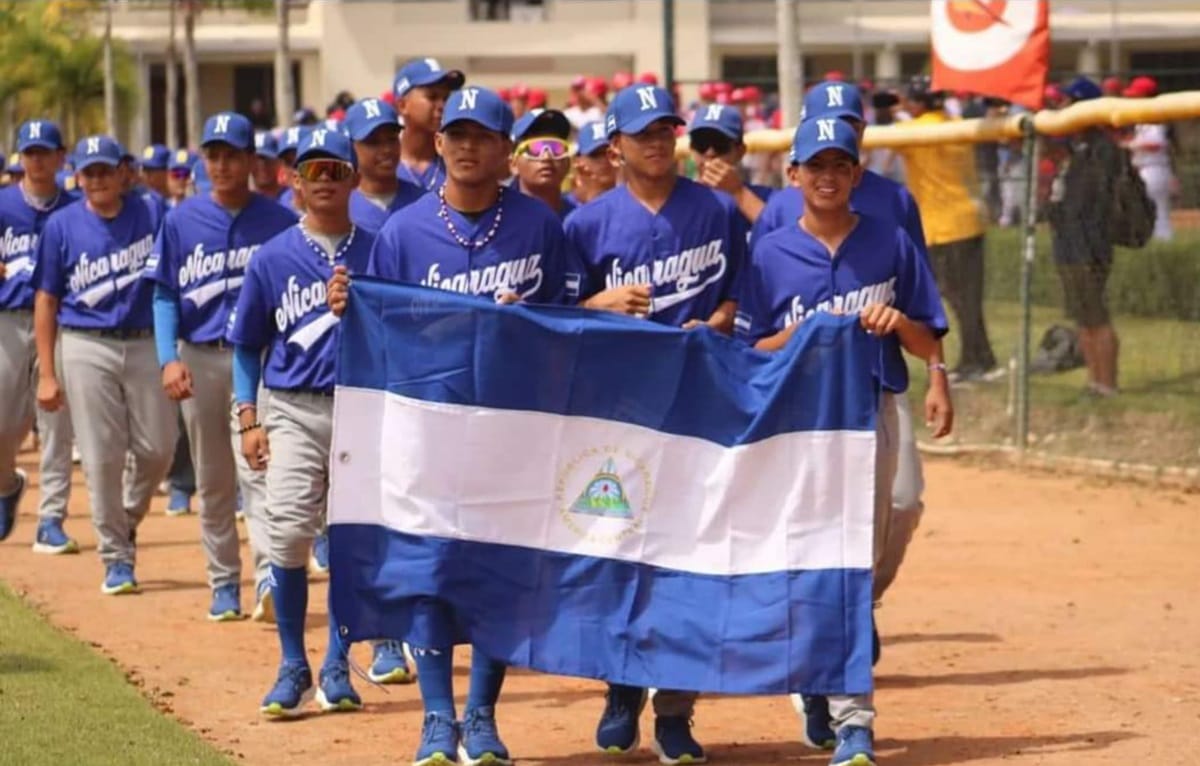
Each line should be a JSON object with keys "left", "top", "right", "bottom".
{"left": 295, "top": 158, "right": 355, "bottom": 182}
{"left": 516, "top": 137, "right": 570, "bottom": 160}
{"left": 690, "top": 133, "right": 735, "bottom": 156}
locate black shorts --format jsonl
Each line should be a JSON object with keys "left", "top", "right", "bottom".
{"left": 1056, "top": 260, "right": 1111, "bottom": 328}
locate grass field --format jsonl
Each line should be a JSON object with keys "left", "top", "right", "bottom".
{"left": 0, "top": 584, "right": 233, "bottom": 766}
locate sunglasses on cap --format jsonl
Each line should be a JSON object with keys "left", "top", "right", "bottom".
{"left": 295, "top": 158, "right": 355, "bottom": 182}
{"left": 515, "top": 137, "right": 570, "bottom": 161}
{"left": 169, "top": 168, "right": 191, "bottom": 179}
{"left": 690, "top": 133, "right": 735, "bottom": 156}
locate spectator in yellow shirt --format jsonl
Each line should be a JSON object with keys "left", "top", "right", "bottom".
{"left": 896, "top": 77, "right": 1000, "bottom": 382}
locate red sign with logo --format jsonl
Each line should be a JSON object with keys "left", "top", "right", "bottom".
{"left": 931, "top": 0, "right": 1050, "bottom": 110}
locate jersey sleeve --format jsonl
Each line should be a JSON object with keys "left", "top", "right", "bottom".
{"left": 748, "top": 191, "right": 786, "bottom": 254}
{"left": 365, "top": 217, "right": 403, "bottom": 280}
{"left": 721, "top": 196, "right": 748, "bottom": 303}
{"left": 563, "top": 211, "right": 603, "bottom": 302}
{"left": 225, "top": 256, "right": 274, "bottom": 348}
{"left": 144, "top": 214, "right": 179, "bottom": 291}
{"left": 892, "top": 228, "right": 949, "bottom": 337}
{"left": 732, "top": 244, "right": 774, "bottom": 345}
{"left": 32, "top": 217, "right": 67, "bottom": 297}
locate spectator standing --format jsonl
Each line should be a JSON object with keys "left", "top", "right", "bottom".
{"left": 1123, "top": 76, "right": 1175, "bottom": 241}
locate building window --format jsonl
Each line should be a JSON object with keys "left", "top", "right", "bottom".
{"left": 469, "top": 0, "right": 544, "bottom": 22}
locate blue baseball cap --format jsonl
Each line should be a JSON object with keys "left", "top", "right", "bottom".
{"left": 605, "top": 85, "right": 684, "bottom": 137}
{"left": 688, "top": 102, "right": 744, "bottom": 140}
{"left": 201, "top": 112, "right": 254, "bottom": 150}
{"left": 279, "top": 125, "right": 308, "bottom": 156}
{"left": 17, "top": 119, "right": 64, "bottom": 152}
{"left": 169, "top": 148, "right": 198, "bottom": 172}
{"left": 441, "top": 87, "right": 514, "bottom": 136}
{"left": 789, "top": 116, "right": 860, "bottom": 165}
{"left": 191, "top": 160, "right": 212, "bottom": 194}
{"left": 1064, "top": 76, "right": 1102, "bottom": 102}
{"left": 510, "top": 108, "right": 570, "bottom": 143}
{"left": 141, "top": 144, "right": 171, "bottom": 170}
{"left": 576, "top": 120, "right": 611, "bottom": 156}
{"left": 254, "top": 132, "right": 279, "bottom": 159}
{"left": 73, "top": 135, "right": 123, "bottom": 171}
{"left": 344, "top": 97, "right": 400, "bottom": 142}
{"left": 7, "top": 152, "right": 22, "bottom": 174}
{"left": 801, "top": 81, "right": 865, "bottom": 122}
{"left": 295, "top": 126, "right": 357, "bottom": 168}
{"left": 393, "top": 57, "right": 465, "bottom": 100}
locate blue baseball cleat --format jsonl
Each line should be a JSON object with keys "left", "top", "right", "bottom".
{"left": 165, "top": 488, "right": 192, "bottom": 517}
{"left": 316, "top": 661, "right": 362, "bottom": 712}
{"left": 369, "top": 640, "right": 416, "bottom": 684}
{"left": 596, "top": 684, "right": 647, "bottom": 753}
{"left": 207, "top": 584, "right": 243, "bottom": 622}
{"left": 830, "top": 725, "right": 876, "bottom": 766}
{"left": 309, "top": 532, "right": 329, "bottom": 575}
{"left": 101, "top": 562, "right": 139, "bottom": 595}
{"left": 652, "top": 716, "right": 706, "bottom": 764}
{"left": 260, "top": 662, "right": 313, "bottom": 718}
{"left": 414, "top": 711, "right": 460, "bottom": 765}
{"left": 32, "top": 518, "right": 79, "bottom": 554}
{"left": 458, "top": 706, "right": 512, "bottom": 765}
{"left": 793, "top": 693, "right": 836, "bottom": 750}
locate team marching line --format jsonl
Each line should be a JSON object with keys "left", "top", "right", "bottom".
{"left": 0, "top": 59, "right": 958, "bottom": 766}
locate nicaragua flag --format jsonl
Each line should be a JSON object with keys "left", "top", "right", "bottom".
{"left": 328, "top": 277, "right": 879, "bottom": 696}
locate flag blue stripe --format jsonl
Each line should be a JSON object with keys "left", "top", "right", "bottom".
{"left": 328, "top": 523, "right": 875, "bottom": 696}
{"left": 337, "top": 278, "right": 879, "bottom": 447}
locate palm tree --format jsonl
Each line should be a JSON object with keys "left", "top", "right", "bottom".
{"left": 274, "top": 0, "right": 293, "bottom": 128}
{"left": 182, "top": 0, "right": 200, "bottom": 146}
{"left": 103, "top": 0, "right": 116, "bottom": 134}
{"left": 166, "top": 0, "right": 178, "bottom": 147}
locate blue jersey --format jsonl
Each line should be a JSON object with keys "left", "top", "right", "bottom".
{"left": 749, "top": 171, "right": 927, "bottom": 256}
{"left": 735, "top": 213, "right": 948, "bottom": 393}
{"left": 395, "top": 157, "right": 447, "bottom": 192}
{"left": 367, "top": 185, "right": 581, "bottom": 306}
{"left": 227, "top": 225, "right": 375, "bottom": 394}
{"left": 565, "top": 177, "right": 746, "bottom": 327}
{"left": 145, "top": 193, "right": 298, "bottom": 344}
{"left": 0, "top": 184, "right": 79, "bottom": 310}
{"left": 139, "top": 188, "right": 169, "bottom": 232}
{"left": 278, "top": 187, "right": 297, "bottom": 211}
{"left": 33, "top": 196, "right": 158, "bottom": 331}
{"left": 348, "top": 182, "right": 424, "bottom": 233}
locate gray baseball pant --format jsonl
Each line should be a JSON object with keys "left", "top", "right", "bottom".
{"left": 827, "top": 391, "right": 899, "bottom": 732}
{"left": 59, "top": 331, "right": 176, "bottom": 566}
{"left": 875, "top": 392, "right": 924, "bottom": 602}
{"left": 0, "top": 311, "right": 73, "bottom": 521}
{"left": 263, "top": 391, "right": 332, "bottom": 569}
{"left": 177, "top": 342, "right": 270, "bottom": 590}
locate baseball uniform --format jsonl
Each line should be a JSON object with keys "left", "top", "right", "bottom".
{"left": 343, "top": 97, "right": 426, "bottom": 232}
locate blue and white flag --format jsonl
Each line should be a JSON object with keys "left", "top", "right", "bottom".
{"left": 328, "top": 278, "right": 879, "bottom": 696}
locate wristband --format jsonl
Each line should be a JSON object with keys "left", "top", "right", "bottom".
{"left": 235, "top": 402, "right": 257, "bottom": 417}
{"left": 927, "top": 362, "right": 948, "bottom": 374}
{"left": 237, "top": 422, "right": 262, "bottom": 436}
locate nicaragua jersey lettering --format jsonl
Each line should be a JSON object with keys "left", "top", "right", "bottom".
{"left": 0, "top": 184, "right": 79, "bottom": 310}
{"left": 144, "top": 193, "right": 298, "bottom": 343}
{"left": 565, "top": 177, "right": 746, "bottom": 326}
{"left": 735, "top": 213, "right": 948, "bottom": 394}
{"left": 226, "top": 225, "right": 375, "bottom": 393}
{"left": 367, "top": 185, "right": 581, "bottom": 306}
{"left": 348, "top": 181, "right": 425, "bottom": 233}
{"left": 749, "top": 170, "right": 928, "bottom": 257}
{"left": 33, "top": 197, "right": 158, "bottom": 330}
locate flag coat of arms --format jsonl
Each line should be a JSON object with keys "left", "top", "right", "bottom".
{"left": 931, "top": 0, "right": 1050, "bottom": 110}
{"left": 328, "top": 278, "right": 879, "bottom": 696}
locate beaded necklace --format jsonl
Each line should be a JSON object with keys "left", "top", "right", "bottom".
{"left": 298, "top": 216, "right": 357, "bottom": 266}
{"left": 437, "top": 184, "right": 504, "bottom": 251}
{"left": 20, "top": 180, "right": 62, "bottom": 213}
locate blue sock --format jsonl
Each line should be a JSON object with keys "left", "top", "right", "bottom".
{"left": 464, "top": 651, "right": 507, "bottom": 713}
{"left": 321, "top": 588, "right": 349, "bottom": 670}
{"left": 412, "top": 646, "right": 455, "bottom": 717}
{"left": 270, "top": 564, "right": 308, "bottom": 666}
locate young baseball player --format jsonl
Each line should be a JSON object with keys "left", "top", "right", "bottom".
{"left": 687, "top": 102, "right": 774, "bottom": 226}
{"left": 509, "top": 108, "right": 576, "bottom": 219}
{"left": 120, "top": 148, "right": 168, "bottom": 231}
{"left": 393, "top": 58, "right": 464, "bottom": 191}
{"left": 344, "top": 97, "right": 424, "bottom": 232}
{"left": 141, "top": 144, "right": 171, "bottom": 198}
{"left": 145, "top": 111, "right": 298, "bottom": 621}
{"left": 33, "top": 135, "right": 177, "bottom": 594}
{"left": 167, "top": 150, "right": 196, "bottom": 207}
{"left": 328, "top": 85, "right": 582, "bottom": 766}
{"left": 277, "top": 126, "right": 306, "bottom": 212}
{"left": 0, "top": 119, "right": 79, "bottom": 550}
{"left": 569, "top": 120, "right": 618, "bottom": 205}
{"left": 227, "top": 128, "right": 367, "bottom": 717}
{"left": 252, "top": 132, "right": 285, "bottom": 200}
{"left": 738, "top": 117, "right": 948, "bottom": 766}
{"left": 565, "top": 84, "right": 747, "bottom": 765}
{"left": 5, "top": 153, "right": 24, "bottom": 187}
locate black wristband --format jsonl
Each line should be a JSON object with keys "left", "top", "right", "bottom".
{"left": 237, "top": 422, "right": 262, "bottom": 436}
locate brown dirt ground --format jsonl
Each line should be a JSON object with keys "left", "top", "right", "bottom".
{"left": 1, "top": 449, "right": 1198, "bottom": 766}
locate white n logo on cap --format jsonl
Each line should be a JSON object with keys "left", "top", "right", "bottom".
{"left": 704, "top": 104, "right": 724, "bottom": 121}
{"left": 637, "top": 87, "right": 659, "bottom": 111}
{"left": 287, "top": 127, "right": 300, "bottom": 144}
{"left": 424, "top": 57, "right": 442, "bottom": 71}
{"left": 310, "top": 129, "right": 327, "bottom": 147}
{"left": 591, "top": 123, "right": 607, "bottom": 140}
{"left": 86, "top": 137, "right": 101, "bottom": 154}
{"left": 817, "top": 118, "right": 837, "bottom": 142}
{"left": 255, "top": 133, "right": 265, "bottom": 149}
{"left": 460, "top": 88, "right": 479, "bottom": 111}
{"left": 29, "top": 121, "right": 42, "bottom": 139}
{"left": 364, "top": 99, "right": 381, "bottom": 119}
{"left": 826, "top": 85, "right": 845, "bottom": 108}
{"left": 215, "top": 114, "right": 230, "bottom": 134}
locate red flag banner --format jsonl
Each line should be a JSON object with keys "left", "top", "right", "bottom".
{"left": 931, "top": 0, "right": 1050, "bottom": 110}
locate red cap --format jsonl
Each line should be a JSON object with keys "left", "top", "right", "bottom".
{"left": 824, "top": 70, "right": 846, "bottom": 82}
{"left": 498, "top": 87, "right": 512, "bottom": 101}
{"left": 713, "top": 81, "right": 734, "bottom": 95}
{"left": 858, "top": 78, "right": 875, "bottom": 93}
{"left": 1124, "top": 75, "right": 1157, "bottom": 97}
{"left": 527, "top": 88, "right": 547, "bottom": 108}
{"left": 612, "top": 71, "right": 634, "bottom": 90}
{"left": 730, "top": 87, "right": 748, "bottom": 104}
{"left": 381, "top": 90, "right": 396, "bottom": 105}
{"left": 698, "top": 82, "right": 716, "bottom": 100}
{"left": 1044, "top": 84, "right": 1063, "bottom": 103}
{"left": 511, "top": 83, "right": 530, "bottom": 100}
{"left": 637, "top": 71, "right": 659, "bottom": 85}
{"left": 570, "top": 75, "right": 587, "bottom": 91}
{"left": 742, "top": 85, "right": 762, "bottom": 103}
{"left": 769, "top": 109, "right": 783, "bottom": 129}
{"left": 715, "top": 92, "right": 731, "bottom": 105}
{"left": 1102, "top": 76, "right": 1123, "bottom": 95}
{"left": 586, "top": 76, "right": 608, "bottom": 97}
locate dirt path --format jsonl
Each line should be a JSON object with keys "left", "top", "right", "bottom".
{"left": 1, "top": 452, "right": 1197, "bottom": 765}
